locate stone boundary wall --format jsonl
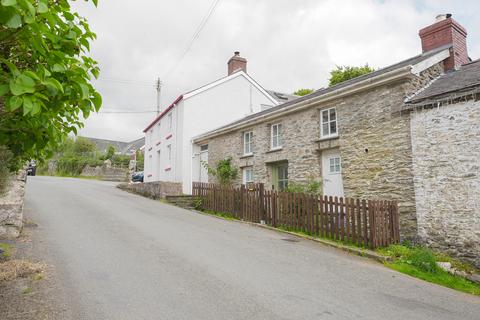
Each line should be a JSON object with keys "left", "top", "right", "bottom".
{"left": 81, "top": 165, "right": 129, "bottom": 182}
{"left": 411, "top": 99, "right": 480, "bottom": 267}
{"left": 0, "top": 171, "right": 26, "bottom": 239}
{"left": 117, "top": 181, "right": 182, "bottom": 199}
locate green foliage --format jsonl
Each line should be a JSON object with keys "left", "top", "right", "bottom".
{"left": 72, "top": 137, "right": 97, "bottom": 156}
{"left": 111, "top": 154, "right": 130, "bottom": 166}
{"left": 135, "top": 150, "right": 144, "bottom": 171}
{"left": 0, "top": 145, "right": 14, "bottom": 194}
{"left": 56, "top": 156, "right": 102, "bottom": 175}
{"left": 285, "top": 178, "right": 322, "bottom": 194}
{"left": 202, "top": 157, "right": 238, "bottom": 185}
{"left": 378, "top": 244, "right": 480, "bottom": 295}
{"left": 106, "top": 145, "right": 115, "bottom": 159}
{"left": 328, "top": 64, "right": 375, "bottom": 87}
{"left": 0, "top": 0, "right": 101, "bottom": 165}
{"left": 293, "top": 88, "right": 314, "bottom": 96}
{"left": 0, "top": 242, "right": 12, "bottom": 259}
{"left": 193, "top": 197, "right": 203, "bottom": 210}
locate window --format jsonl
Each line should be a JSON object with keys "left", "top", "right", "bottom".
{"left": 329, "top": 157, "right": 341, "bottom": 173}
{"left": 167, "top": 144, "right": 172, "bottom": 161}
{"left": 168, "top": 112, "right": 173, "bottom": 130}
{"left": 243, "top": 131, "right": 253, "bottom": 155}
{"left": 200, "top": 144, "right": 208, "bottom": 152}
{"left": 321, "top": 107, "right": 337, "bottom": 138}
{"left": 277, "top": 164, "right": 288, "bottom": 191}
{"left": 243, "top": 167, "right": 254, "bottom": 184}
{"left": 271, "top": 123, "right": 282, "bottom": 149}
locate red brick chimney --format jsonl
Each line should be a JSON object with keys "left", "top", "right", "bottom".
{"left": 419, "top": 14, "right": 468, "bottom": 71}
{"left": 227, "top": 51, "right": 247, "bottom": 75}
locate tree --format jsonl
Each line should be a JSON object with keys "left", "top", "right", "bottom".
{"left": 0, "top": 0, "right": 101, "bottom": 167}
{"left": 293, "top": 88, "right": 314, "bottom": 96}
{"left": 106, "top": 145, "right": 115, "bottom": 159}
{"left": 328, "top": 64, "right": 374, "bottom": 87}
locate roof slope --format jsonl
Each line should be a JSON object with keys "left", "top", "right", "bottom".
{"left": 408, "top": 59, "right": 480, "bottom": 103}
{"left": 194, "top": 45, "right": 451, "bottom": 139}
{"left": 266, "top": 90, "right": 299, "bottom": 103}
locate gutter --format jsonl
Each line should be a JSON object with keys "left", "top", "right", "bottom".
{"left": 193, "top": 65, "right": 413, "bottom": 143}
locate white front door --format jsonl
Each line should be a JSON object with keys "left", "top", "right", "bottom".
{"left": 199, "top": 149, "right": 208, "bottom": 183}
{"left": 322, "top": 148, "right": 344, "bottom": 197}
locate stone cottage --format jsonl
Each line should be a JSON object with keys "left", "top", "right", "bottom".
{"left": 192, "top": 14, "right": 478, "bottom": 265}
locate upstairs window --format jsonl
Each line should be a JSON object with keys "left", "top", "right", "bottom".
{"left": 271, "top": 123, "right": 282, "bottom": 149}
{"left": 167, "top": 144, "right": 172, "bottom": 161}
{"left": 243, "top": 131, "right": 253, "bottom": 155}
{"left": 321, "top": 107, "right": 337, "bottom": 138}
{"left": 168, "top": 112, "right": 173, "bottom": 130}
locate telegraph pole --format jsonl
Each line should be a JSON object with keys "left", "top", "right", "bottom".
{"left": 156, "top": 77, "right": 162, "bottom": 114}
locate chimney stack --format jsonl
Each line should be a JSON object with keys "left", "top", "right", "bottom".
{"left": 227, "top": 51, "right": 247, "bottom": 75}
{"left": 419, "top": 14, "right": 468, "bottom": 71}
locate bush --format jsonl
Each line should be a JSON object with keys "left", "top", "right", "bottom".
{"left": 0, "top": 146, "right": 14, "bottom": 195}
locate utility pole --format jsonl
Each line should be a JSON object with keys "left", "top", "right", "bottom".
{"left": 156, "top": 77, "right": 162, "bottom": 114}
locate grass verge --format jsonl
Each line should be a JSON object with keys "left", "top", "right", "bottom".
{"left": 0, "top": 242, "right": 13, "bottom": 259}
{"left": 0, "top": 260, "right": 45, "bottom": 282}
{"left": 378, "top": 244, "right": 480, "bottom": 296}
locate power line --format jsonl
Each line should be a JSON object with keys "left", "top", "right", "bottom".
{"left": 95, "top": 77, "right": 156, "bottom": 87}
{"left": 162, "top": 0, "right": 221, "bottom": 80}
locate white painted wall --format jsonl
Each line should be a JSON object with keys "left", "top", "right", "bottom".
{"left": 410, "top": 99, "right": 480, "bottom": 267}
{"left": 144, "top": 72, "right": 277, "bottom": 194}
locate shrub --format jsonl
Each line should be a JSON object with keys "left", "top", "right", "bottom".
{"left": 202, "top": 157, "right": 238, "bottom": 185}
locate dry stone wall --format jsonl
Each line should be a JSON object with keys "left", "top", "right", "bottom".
{"left": 0, "top": 172, "right": 26, "bottom": 239}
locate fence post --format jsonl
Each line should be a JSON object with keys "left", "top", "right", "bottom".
{"left": 368, "top": 200, "right": 377, "bottom": 249}
{"left": 259, "top": 183, "right": 265, "bottom": 224}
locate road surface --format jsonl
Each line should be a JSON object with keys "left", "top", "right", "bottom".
{"left": 24, "top": 176, "right": 480, "bottom": 320}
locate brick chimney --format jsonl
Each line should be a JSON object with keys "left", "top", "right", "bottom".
{"left": 419, "top": 14, "right": 468, "bottom": 71}
{"left": 227, "top": 51, "right": 247, "bottom": 75}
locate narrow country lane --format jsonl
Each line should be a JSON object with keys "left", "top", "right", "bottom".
{"left": 24, "top": 176, "right": 480, "bottom": 320}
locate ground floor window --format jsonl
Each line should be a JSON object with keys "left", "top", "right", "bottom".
{"left": 243, "top": 167, "right": 254, "bottom": 184}
{"left": 270, "top": 162, "right": 288, "bottom": 191}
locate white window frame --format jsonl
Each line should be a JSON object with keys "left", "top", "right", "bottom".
{"left": 243, "top": 131, "right": 253, "bottom": 155}
{"left": 168, "top": 112, "right": 173, "bottom": 130}
{"left": 271, "top": 123, "right": 282, "bottom": 150}
{"left": 320, "top": 107, "right": 338, "bottom": 139}
{"left": 329, "top": 156, "right": 341, "bottom": 174}
{"left": 242, "top": 167, "right": 254, "bottom": 184}
{"left": 167, "top": 144, "right": 172, "bottom": 161}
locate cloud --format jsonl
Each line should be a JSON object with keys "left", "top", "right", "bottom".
{"left": 73, "top": 0, "right": 480, "bottom": 142}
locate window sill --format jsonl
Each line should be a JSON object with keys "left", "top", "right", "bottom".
{"left": 316, "top": 135, "right": 339, "bottom": 142}
{"left": 266, "top": 147, "right": 283, "bottom": 154}
{"left": 240, "top": 153, "right": 254, "bottom": 159}
{"left": 165, "top": 133, "right": 173, "bottom": 140}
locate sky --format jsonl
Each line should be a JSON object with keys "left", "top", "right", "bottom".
{"left": 73, "top": 0, "right": 480, "bottom": 142}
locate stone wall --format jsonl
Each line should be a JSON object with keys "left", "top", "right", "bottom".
{"left": 117, "top": 181, "right": 182, "bottom": 199}
{"left": 410, "top": 99, "right": 480, "bottom": 267}
{"left": 206, "top": 65, "right": 444, "bottom": 239}
{"left": 81, "top": 165, "right": 129, "bottom": 182}
{"left": 0, "top": 171, "right": 26, "bottom": 239}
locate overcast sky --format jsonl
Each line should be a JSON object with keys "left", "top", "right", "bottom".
{"left": 73, "top": 0, "right": 480, "bottom": 142}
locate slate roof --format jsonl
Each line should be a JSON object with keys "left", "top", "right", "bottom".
{"left": 194, "top": 45, "right": 452, "bottom": 140}
{"left": 265, "top": 90, "right": 299, "bottom": 103}
{"left": 407, "top": 59, "right": 480, "bottom": 103}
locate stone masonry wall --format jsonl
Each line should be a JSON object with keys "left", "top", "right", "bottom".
{"left": 0, "top": 171, "right": 26, "bottom": 239}
{"left": 207, "top": 65, "right": 444, "bottom": 239}
{"left": 117, "top": 181, "right": 182, "bottom": 199}
{"left": 410, "top": 99, "right": 480, "bottom": 267}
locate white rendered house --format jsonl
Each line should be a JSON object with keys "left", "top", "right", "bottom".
{"left": 143, "top": 52, "right": 297, "bottom": 194}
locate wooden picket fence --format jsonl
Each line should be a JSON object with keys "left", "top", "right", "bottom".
{"left": 192, "top": 182, "right": 400, "bottom": 249}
